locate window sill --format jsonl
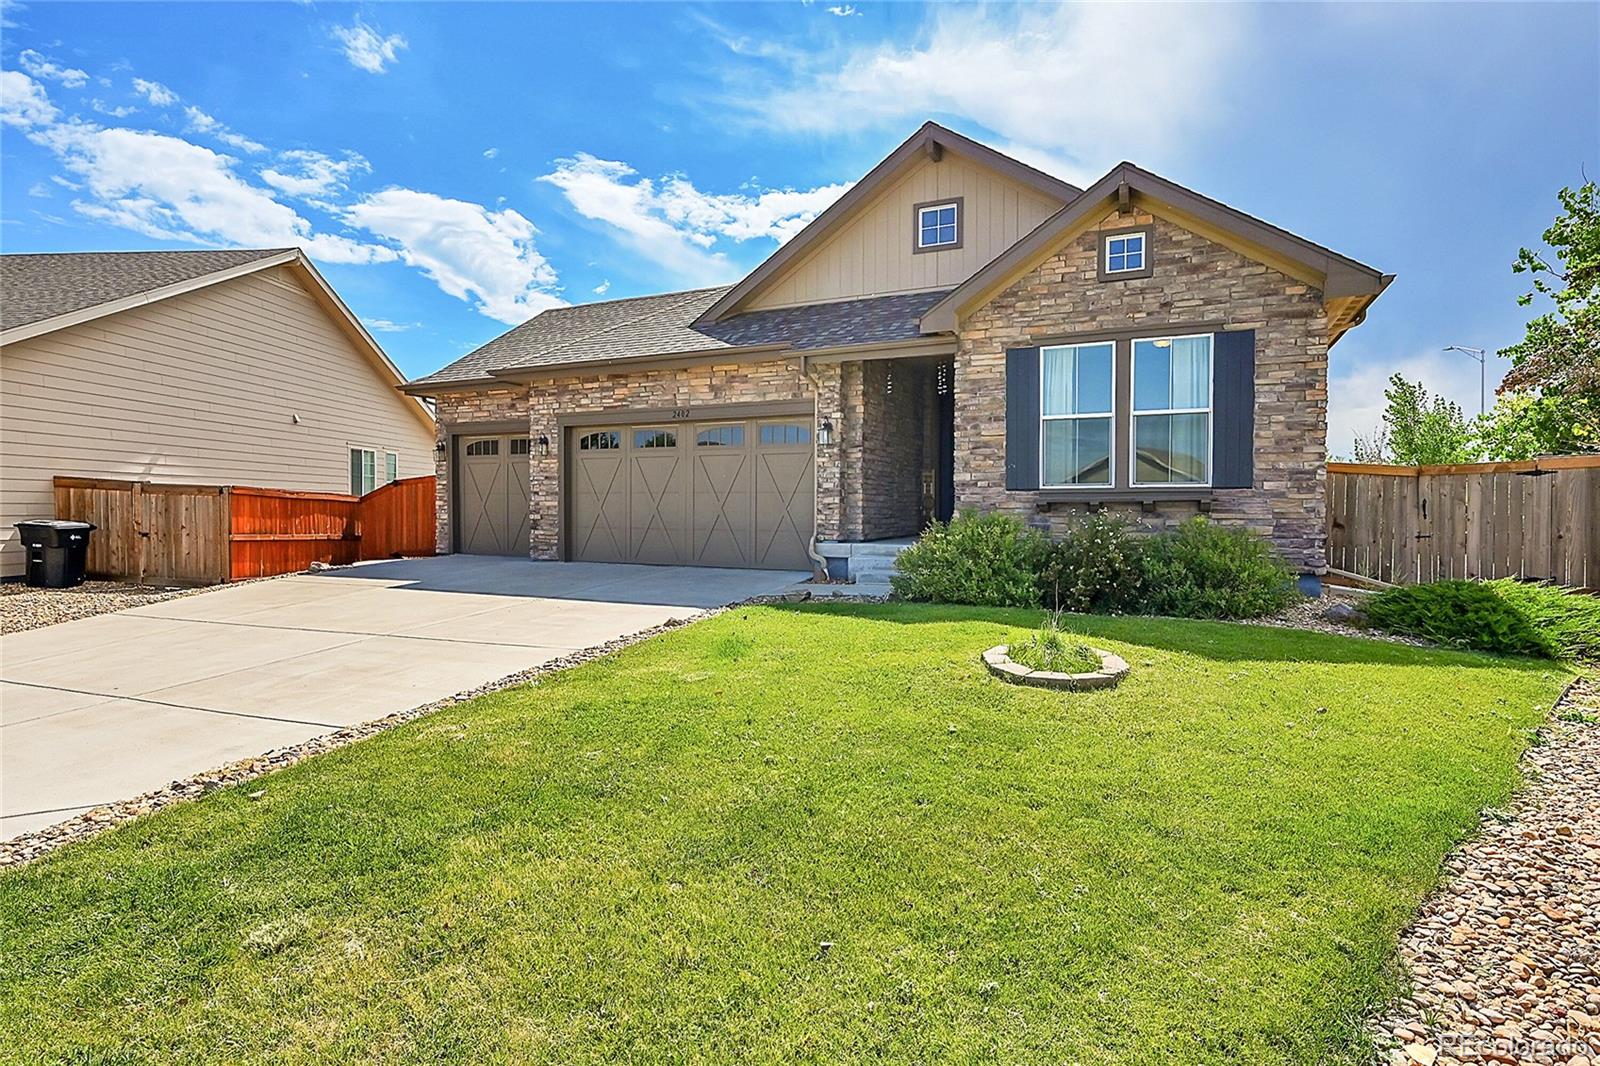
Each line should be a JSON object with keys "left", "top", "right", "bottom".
{"left": 1032, "top": 488, "right": 1215, "bottom": 507}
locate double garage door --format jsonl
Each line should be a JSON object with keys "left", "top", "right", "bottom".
{"left": 569, "top": 415, "right": 815, "bottom": 570}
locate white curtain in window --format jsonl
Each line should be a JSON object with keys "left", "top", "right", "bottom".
{"left": 1168, "top": 335, "right": 1211, "bottom": 409}
{"left": 1042, "top": 347, "right": 1077, "bottom": 417}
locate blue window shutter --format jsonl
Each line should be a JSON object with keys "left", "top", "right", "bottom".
{"left": 1005, "top": 346, "right": 1041, "bottom": 491}
{"left": 1212, "top": 330, "right": 1256, "bottom": 489}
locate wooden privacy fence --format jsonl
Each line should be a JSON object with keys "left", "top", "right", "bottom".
{"left": 53, "top": 475, "right": 436, "bottom": 585}
{"left": 1327, "top": 457, "right": 1600, "bottom": 588}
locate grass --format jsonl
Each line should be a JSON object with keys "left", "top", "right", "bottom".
{"left": 1006, "top": 619, "right": 1101, "bottom": 673}
{"left": 0, "top": 605, "right": 1570, "bottom": 1065}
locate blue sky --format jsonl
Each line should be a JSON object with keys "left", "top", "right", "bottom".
{"left": 2, "top": 2, "right": 1596, "bottom": 453}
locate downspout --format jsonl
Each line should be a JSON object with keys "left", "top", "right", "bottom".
{"left": 800, "top": 355, "right": 829, "bottom": 581}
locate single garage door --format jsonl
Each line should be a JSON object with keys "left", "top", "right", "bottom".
{"left": 569, "top": 416, "right": 815, "bottom": 570}
{"left": 457, "top": 433, "right": 531, "bottom": 555}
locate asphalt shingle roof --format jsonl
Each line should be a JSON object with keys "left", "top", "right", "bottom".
{"left": 413, "top": 286, "right": 954, "bottom": 387}
{"left": 0, "top": 249, "right": 294, "bottom": 332}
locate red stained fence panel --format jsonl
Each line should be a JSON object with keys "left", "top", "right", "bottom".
{"left": 55, "top": 475, "right": 436, "bottom": 585}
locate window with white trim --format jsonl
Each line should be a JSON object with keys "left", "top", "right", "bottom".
{"left": 350, "top": 448, "right": 376, "bottom": 495}
{"left": 917, "top": 202, "right": 959, "bottom": 249}
{"left": 1040, "top": 342, "right": 1114, "bottom": 486}
{"left": 1104, "top": 232, "right": 1146, "bottom": 274}
{"left": 1131, "top": 334, "right": 1212, "bottom": 486}
{"left": 385, "top": 451, "right": 398, "bottom": 484}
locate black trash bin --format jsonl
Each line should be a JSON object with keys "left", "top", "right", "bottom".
{"left": 13, "top": 520, "right": 96, "bottom": 588}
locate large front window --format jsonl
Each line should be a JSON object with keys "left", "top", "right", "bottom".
{"left": 1132, "top": 334, "right": 1212, "bottom": 485}
{"left": 1040, "top": 342, "right": 1114, "bottom": 486}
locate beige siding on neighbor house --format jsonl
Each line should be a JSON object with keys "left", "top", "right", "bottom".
{"left": 745, "top": 153, "right": 1065, "bottom": 311}
{"left": 0, "top": 264, "right": 435, "bottom": 576}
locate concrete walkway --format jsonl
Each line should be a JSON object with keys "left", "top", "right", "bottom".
{"left": 1, "top": 557, "right": 803, "bottom": 838}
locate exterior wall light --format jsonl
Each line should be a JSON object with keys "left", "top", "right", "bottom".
{"left": 817, "top": 420, "right": 834, "bottom": 446}
{"left": 536, "top": 435, "right": 551, "bottom": 457}
{"left": 435, "top": 439, "right": 447, "bottom": 455}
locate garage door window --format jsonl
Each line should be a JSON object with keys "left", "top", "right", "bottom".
{"left": 578, "top": 431, "right": 621, "bottom": 450}
{"left": 759, "top": 422, "right": 812, "bottom": 446}
{"left": 634, "top": 429, "right": 676, "bottom": 448}
{"left": 465, "top": 439, "right": 499, "bottom": 456}
{"left": 697, "top": 425, "right": 744, "bottom": 447}
{"left": 510, "top": 437, "right": 531, "bottom": 455}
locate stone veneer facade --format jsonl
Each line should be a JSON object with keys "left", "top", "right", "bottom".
{"left": 434, "top": 360, "right": 851, "bottom": 560}
{"left": 952, "top": 208, "right": 1330, "bottom": 571}
{"left": 433, "top": 209, "right": 1330, "bottom": 570}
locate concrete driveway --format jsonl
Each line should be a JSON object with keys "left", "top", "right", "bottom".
{"left": 1, "top": 556, "right": 803, "bottom": 838}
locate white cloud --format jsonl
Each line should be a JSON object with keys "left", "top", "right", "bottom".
{"left": 90, "top": 98, "right": 137, "bottom": 118}
{"left": 593, "top": 279, "right": 611, "bottom": 295}
{"left": 483, "top": 147, "right": 499, "bottom": 160}
{"left": 732, "top": 4, "right": 1248, "bottom": 180}
{"left": 344, "top": 188, "right": 564, "bottom": 323}
{"left": 1327, "top": 348, "right": 1510, "bottom": 458}
{"left": 826, "top": 5, "right": 861, "bottom": 16}
{"left": 18, "top": 49, "right": 87, "bottom": 88}
{"left": 183, "top": 106, "right": 267, "bottom": 153}
{"left": 366, "top": 317, "right": 419, "bottom": 333}
{"left": 0, "top": 69, "right": 57, "bottom": 127}
{"left": 261, "top": 148, "right": 370, "bottom": 203}
{"left": 31, "top": 121, "right": 393, "bottom": 265}
{"left": 131, "top": 78, "right": 177, "bottom": 107}
{"left": 539, "top": 153, "right": 849, "bottom": 284}
{"left": 27, "top": 181, "right": 50, "bottom": 197}
{"left": 331, "top": 19, "right": 407, "bottom": 74}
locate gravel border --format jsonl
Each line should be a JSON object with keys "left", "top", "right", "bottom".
{"left": 1370, "top": 674, "right": 1600, "bottom": 1066}
{"left": 1, "top": 571, "right": 302, "bottom": 635}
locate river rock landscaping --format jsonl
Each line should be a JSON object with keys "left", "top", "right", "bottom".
{"left": 1371, "top": 675, "right": 1600, "bottom": 1066}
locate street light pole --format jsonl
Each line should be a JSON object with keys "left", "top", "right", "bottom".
{"left": 1443, "top": 346, "right": 1488, "bottom": 416}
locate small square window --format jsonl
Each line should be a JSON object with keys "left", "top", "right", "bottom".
{"left": 916, "top": 201, "right": 960, "bottom": 249}
{"left": 1103, "top": 231, "right": 1148, "bottom": 276}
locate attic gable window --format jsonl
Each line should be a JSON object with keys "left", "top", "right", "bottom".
{"left": 1099, "top": 227, "right": 1153, "bottom": 281}
{"left": 913, "top": 198, "right": 963, "bottom": 253}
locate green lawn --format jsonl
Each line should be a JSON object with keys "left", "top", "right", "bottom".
{"left": 0, "top": 605, "right": 1569, "bottom": 1065}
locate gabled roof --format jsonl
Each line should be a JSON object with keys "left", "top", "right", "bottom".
{"left": 0, "top": 248, "right": 296, "bottom": 337}
{"left": 0, "top": 248, "right": 433, "bottom": 432}
{"left": 920, "top": 162, "right": 1392, "bottom": 345}
{"left": 692, "top": 121, "right": 1082, "bottom": 325}
{"left": 405, "top": 286, "right": 954, "bottom": 391}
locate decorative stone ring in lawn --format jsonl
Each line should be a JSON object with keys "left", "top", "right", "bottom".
{"left": 982, "top": 644, "right": 1129, "bottom": 691}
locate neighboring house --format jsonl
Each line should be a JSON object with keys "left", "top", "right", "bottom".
{"left": 0, "top": 249, "right": 436, "bottom": 578}
{"left": 406, "top": 122, "right": 1389, "bottom": 578}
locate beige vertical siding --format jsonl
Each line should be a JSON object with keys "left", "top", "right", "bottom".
{"left": 0, "top": 264, "right": 435, "bottom": 577}
{"left": 745, "top": 153, "right": 1065, "bottom": 311}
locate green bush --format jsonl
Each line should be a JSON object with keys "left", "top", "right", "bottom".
{"left": 1365, "top": 578, "right": 1599, "bottom": 660}
{"left": 1486, "top": 579, "right": 1600, "bottom": 661}
{"left": 1364, "top": 580, "right": 1557, "bottom": 658}
{"left": 1009, "top": 615, "right": 1101, "bottom": 673}
{"left": 1137, "top": 517, "right": 1299, "bottom": 620}
{"left": 1036, "top": 512, "right": 1146, "bottom": 614}
{"left": 890, "top": 510, "right": 1047, "bottom": 608}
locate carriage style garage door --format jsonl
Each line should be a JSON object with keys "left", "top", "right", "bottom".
{"left": 457, "top": 434, "right": 531, "bottom": 555}
{"left": 568, "top": 415, "right": 815, "bottom": 570}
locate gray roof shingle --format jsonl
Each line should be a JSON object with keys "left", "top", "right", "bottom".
{"left": 1, "top": 249, "right": 295, "bottom": 332}
{"left": 412, "top": 286, "right": 953, "bottom": 387}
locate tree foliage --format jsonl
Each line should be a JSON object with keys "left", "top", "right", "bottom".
{"left": 1355, "top": 374, "right": 1477, "bottom": 465}
{"left": 1495, "top": 180, "right": 1600, "bottom": 452}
